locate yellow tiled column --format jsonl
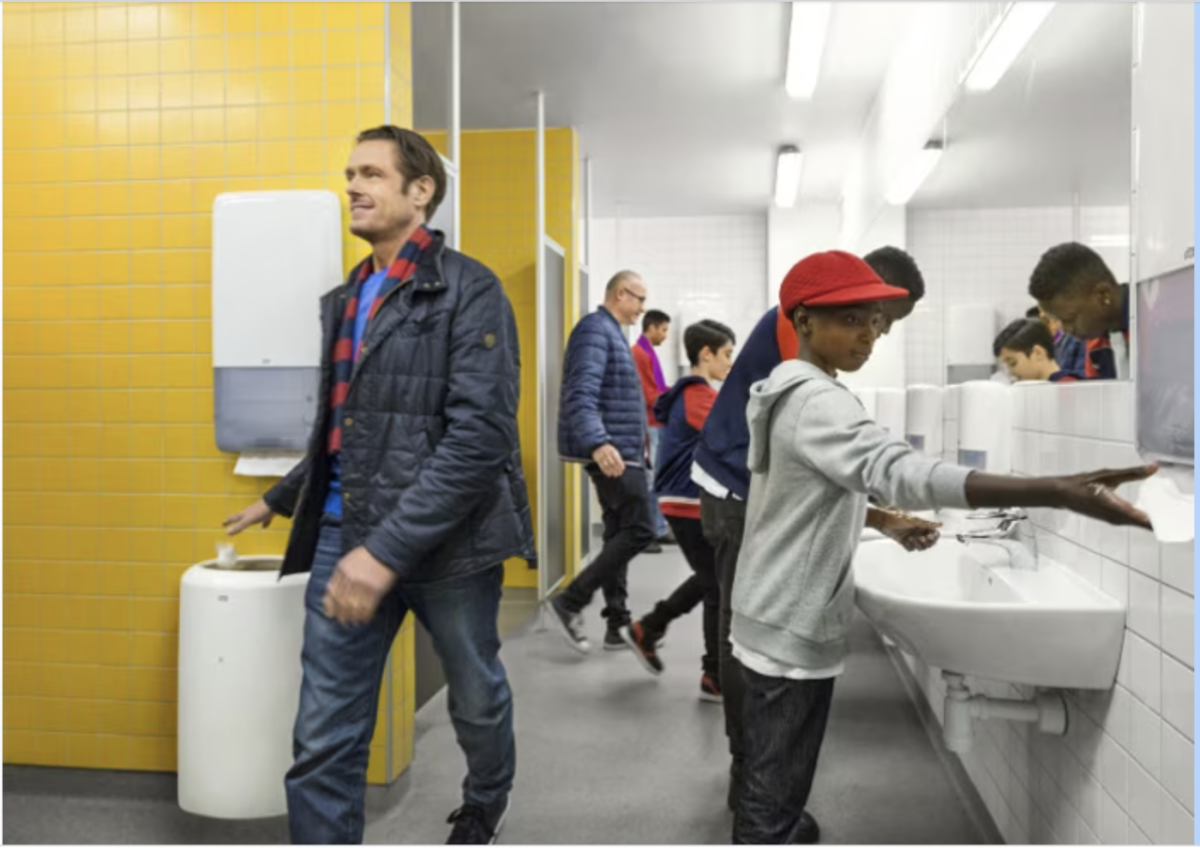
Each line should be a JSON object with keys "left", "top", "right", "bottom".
{"left": 3, "top": 1, "right": 415, "bottom": 784}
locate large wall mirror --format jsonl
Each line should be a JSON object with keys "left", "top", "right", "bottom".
{"left": 904, "top": 2, "right": 1132, "bottom": 386}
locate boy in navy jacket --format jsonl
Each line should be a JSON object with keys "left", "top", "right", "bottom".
{"left": 622, "top": 320, "right": 737, "bottom": 701}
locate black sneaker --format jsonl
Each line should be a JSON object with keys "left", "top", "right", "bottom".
{"left": 446, "top": 798, "right": 509, "bottom": 844}
{"left": 792, "top": 811, "right": 820, "bottom": 844}
{"left": 603, "top": 628, "right": 629, "bottom": 651}
{"left": 644, "top": 541, "right": 664, "bottom": 554}
{"left": 621, "top": 620, "right": 665, "bottom": 676}
{"left": 699, "top": 673, "right": 723, "bottom": 703}
{"left": 547, "top": 597, "right": 589, "bottom": 654}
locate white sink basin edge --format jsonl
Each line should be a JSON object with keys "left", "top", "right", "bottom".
{"left": 853, "top": 538, "right": 1126, "bottom": 690}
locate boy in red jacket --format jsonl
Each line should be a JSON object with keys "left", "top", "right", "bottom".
{"left": 623, "top": 320, "right": 736, "bottom": 701}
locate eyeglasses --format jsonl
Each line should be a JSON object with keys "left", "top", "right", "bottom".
{"left": 620, "top": 288, "right": 646, "bottom": 305}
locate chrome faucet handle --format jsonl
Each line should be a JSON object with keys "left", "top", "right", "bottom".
{"left": 966, "top": 507, "right": 1028, "bottom": 521}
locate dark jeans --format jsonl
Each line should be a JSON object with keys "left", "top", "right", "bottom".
{"left": 700, "top": 491, "right": 748, "bottom": 761}
{"left": 641, "top": 515, "right": 719, "bottom": 677}
{"left": 286, "top": 520, "right": 515, "bottom": 844}
{"left": 733, "top": 664, "right": 835, "bottom": 845}
{"left": 560, "top": 465, "right": 656, "bottom": 628}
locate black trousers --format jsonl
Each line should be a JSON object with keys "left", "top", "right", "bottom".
{"left": 641, "top": 515, "right": 720, "bottom": 677}
{"left": 700, "top": 491, "right": 749, "bottom": 760}
{"left": 561, "top": 464, "right": 656, "bottom": 627}
{"left": 733, "top": 664, "right": 835, "bottom": 845}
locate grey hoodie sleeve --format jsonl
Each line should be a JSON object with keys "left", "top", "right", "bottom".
{"left": 793, "top": 383, "right": 971, "bottom": 511}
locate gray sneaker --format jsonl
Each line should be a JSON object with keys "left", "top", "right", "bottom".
{"left": 547, "top": 596, "right": 590, "bottom": 654}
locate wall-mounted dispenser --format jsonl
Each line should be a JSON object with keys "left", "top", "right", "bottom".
{"left": 852, "top": 387, "right": 878, "bottom": 421}
{"left": 875, "top": 388, "right": 906, "bottom": 439}
{"left": 905, "top": 384, "right": 944, "bottom": 457}
{"left": 946, "top": 304, "right": 997, "bottom": 384}
{"left": 943, "top": 385, "right": 962, "bottom": 464}
{"left": 212, "top": 191, "right": 343, "bottom": 475}
{"left": 1133, "top": 264, "right": 1194, "bottom": 543}
{"left": 958, "top": 381, "right": 1012, "bottom": 473}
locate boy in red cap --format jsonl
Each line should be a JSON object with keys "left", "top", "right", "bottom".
{"left": 731, "top": 251, "right": 1156, "bottom": 844}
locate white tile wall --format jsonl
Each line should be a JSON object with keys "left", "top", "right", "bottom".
{"left": 899, "top": 379, "right": 1194, "bottom": 844}
{"left": 588, "top": 215, "right": 768, "bottom": 381}
{"left": 905, "top": 206, "right": 1131, "bottom": 386}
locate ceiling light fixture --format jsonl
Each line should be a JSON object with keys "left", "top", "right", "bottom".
{"left": 774, "top": 145, "right": 803, "bottom": 208}
{"left": 964, "top": 2, "right": 1056, "bottom": 92}
{"left": 785, "top": 2, "right": 832, "bottom": 99}
{"left": 884, "top": 141, "right": 943, "bottom": 206}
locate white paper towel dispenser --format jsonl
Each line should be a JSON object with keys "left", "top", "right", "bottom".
{"left": 212, "top": 191, "right": 344, "bottom": 453}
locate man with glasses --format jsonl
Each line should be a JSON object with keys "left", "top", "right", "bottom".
{"left": 550, "top": 271, "right": 658, "bottom": 652}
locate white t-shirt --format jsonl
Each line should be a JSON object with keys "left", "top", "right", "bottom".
{"left": 732, "top": 638, "right": 844, "bottom": 680}
{"left": 691, "top": 461, "right": 743, "bottom": 501}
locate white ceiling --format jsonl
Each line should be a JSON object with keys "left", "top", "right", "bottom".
{"left": 413, "top": 2, "right": 912, "bottom": 217}
{"left": 413, "top": 2, "right": 1133, "bottom": 218}
{"left": 910, "top": 2, "right": 1132, "bottom": 208}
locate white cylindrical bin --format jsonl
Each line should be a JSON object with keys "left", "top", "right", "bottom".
{"left": 958, "top": 380, "right": 1013, "bottom": 473}
{"left": 906, "top": 384, "right": 944, "bottom": 457}
{"left": 853, "top": 388, "right": 878, "bottom": 421}
{"left": 875, "top": 388, "right": 906, "bottom": 440}
{"left": 178, "top": 556, "right": 309, "bottom": 819}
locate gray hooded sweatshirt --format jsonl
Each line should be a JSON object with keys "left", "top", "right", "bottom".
{"left": 731, "top": 360, "right": 972, "bottom": 670}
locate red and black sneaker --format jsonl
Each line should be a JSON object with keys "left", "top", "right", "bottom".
{"left": 620, "top": 620, "right": 664, "bottom": 676}
{"left": 700, "top": 674, "right": 723, "bottom": 703}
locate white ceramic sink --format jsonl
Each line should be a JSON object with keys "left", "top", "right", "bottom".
{"left": 853, "top": 538, "right": 1125, "bottom": 689}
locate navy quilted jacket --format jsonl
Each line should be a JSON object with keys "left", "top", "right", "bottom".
{"left": 558, "top": 307, "right": 647, "bottom": 465}
{"left": 263, "top": 232, "right": 536, "bottom": 582}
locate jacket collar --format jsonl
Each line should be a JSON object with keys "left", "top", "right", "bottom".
{"left": 330, "top": 228, "right": 450, "bottom": 302}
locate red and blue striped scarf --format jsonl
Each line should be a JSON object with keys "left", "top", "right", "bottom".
{"left": 328, "top": 225, "right": 435, "bottom": 453}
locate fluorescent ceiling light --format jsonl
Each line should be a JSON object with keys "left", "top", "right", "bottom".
{"left": 884, "top": 142, "right": 943, "bottom": 206}
{"left": 774, "top": 146, "right": 803, "bottom": 208}
{"left": 786, "top": 2, "right": 832, "bottom": 99}
{"left": 964, "top": 2, "right": 1056, "bottom": 92}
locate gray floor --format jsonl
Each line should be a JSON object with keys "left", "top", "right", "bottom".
{"left": 4, "top": 550, "right": 989, "bottom": 845}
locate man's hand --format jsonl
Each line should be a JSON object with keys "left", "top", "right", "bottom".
{"left": 592, "top": 444, "right": 626, "bottom": 478}
{"left": 876, "top": 511, "right": 942, "bottom": 552}
{"left": 323, "top": 547, "right": 397, "bottom": 626}
{"left": 223, "top": 499, "right": 274, "bottom": 535}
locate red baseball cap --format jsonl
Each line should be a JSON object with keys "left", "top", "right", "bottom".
{"left": 779, "top": 250, "right": 910, "bottom": 320}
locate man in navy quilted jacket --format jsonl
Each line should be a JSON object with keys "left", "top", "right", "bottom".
{"left": 550, "top": 270, "right": 658, "bottom": 652}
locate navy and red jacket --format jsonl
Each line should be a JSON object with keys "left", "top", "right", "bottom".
{"left": 693, "top": 306, "right": 795, "bottom": 501}
{"left": 652, "top": 376, "right": 717, "bottom": 519}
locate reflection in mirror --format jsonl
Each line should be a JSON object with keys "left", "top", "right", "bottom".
{"left": 904, "top": 2, "right": 1132, "bottom": 386}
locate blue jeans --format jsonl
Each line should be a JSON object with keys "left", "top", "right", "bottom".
{"left": 285, "top": 520, "right": 515, "bottom": 844}
{"left": 646, "top": 426, "right": 668, "bottom": 537}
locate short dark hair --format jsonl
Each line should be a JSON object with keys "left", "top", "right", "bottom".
{"left": 355, "top": 126, "right": 447, "bottom": 220}
{"left": 1029, "top": 242, "right": 1118, "bottom": 301}
{"left": 863, "top": 246, "right": 925, "bottom": 302}
{"left": 684, "top": 319, "right": 736, "bottom": 366}
{"left": 993, "top": 318, "right": 1056, "bottom": 360}
{"left": 1025, "top": 305, "right": 1041, "bottom": 319}
{"left": 643, "top": 310, "right": 671, "bottom": 332}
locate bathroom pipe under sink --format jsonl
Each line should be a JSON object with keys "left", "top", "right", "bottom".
{"left": 941, "top": 671, "right": 1067, "bottom": 754}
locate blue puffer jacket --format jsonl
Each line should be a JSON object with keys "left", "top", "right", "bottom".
{"left": 558, "top": 307, "right": 646, "bottom": 465}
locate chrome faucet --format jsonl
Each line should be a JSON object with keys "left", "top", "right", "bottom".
{"left": 956, "top": 508, "right": 1038, "bottom": 571}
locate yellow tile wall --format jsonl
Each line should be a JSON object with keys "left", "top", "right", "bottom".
{"left": 421, "top": 129, "right": 582, "bottom": 590}
{"left": 4, "top": 1, "right": 415, "bottom": 783}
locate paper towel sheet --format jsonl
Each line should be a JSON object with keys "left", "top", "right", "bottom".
{"left": 234, "top": 452, "right": 305, "bottom": 478}
{"left": 1135, "top": 470, "right": 1194, "bottom": 543}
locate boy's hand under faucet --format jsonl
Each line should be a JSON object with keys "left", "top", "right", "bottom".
{"left": 867, "top": 508, "right": 942, "bottom": 552}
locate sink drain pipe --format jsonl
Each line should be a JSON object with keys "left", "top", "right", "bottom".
{"left": 942, "top": 672, "right": 1068, "bottom": 754}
